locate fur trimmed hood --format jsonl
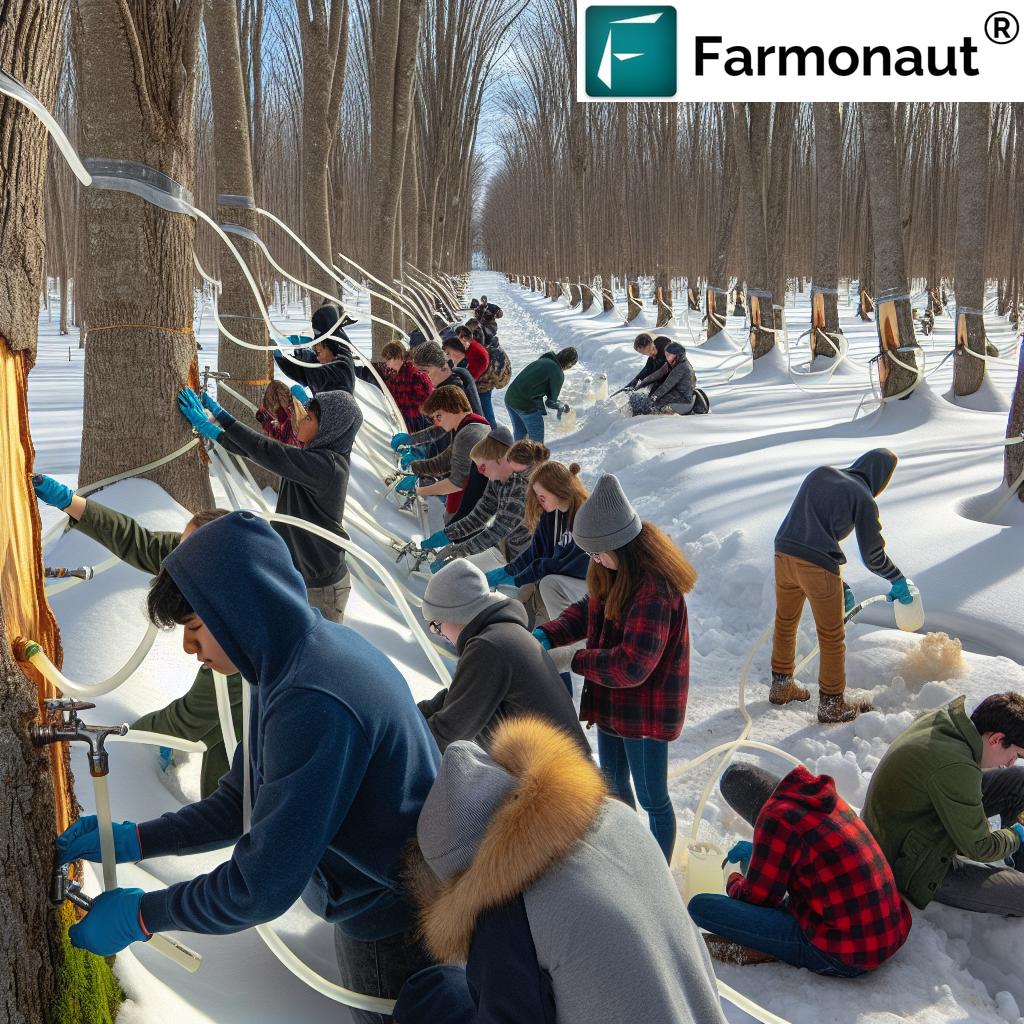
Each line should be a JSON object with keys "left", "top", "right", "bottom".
{"left": 406, "top": 717, "right": 606, "bottom": 963}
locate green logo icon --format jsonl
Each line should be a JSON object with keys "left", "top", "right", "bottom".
{"left": 584, "top": 6, "right": 677, "bottom": 98}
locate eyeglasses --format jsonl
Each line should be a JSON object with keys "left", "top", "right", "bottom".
{"left": 428, "top": 620, "right": 443, "bottom": 636}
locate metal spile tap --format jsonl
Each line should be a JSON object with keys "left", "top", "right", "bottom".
{"left": 31, "top": 698, "right": 128, "bottom": 778}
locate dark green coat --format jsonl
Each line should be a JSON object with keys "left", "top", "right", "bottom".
{"left": 862, "top": 696, "right": 1019, "bottom": 908}
{"left": 504, "top": 352, "right": 565, "bottom": 414}
{"left": 71, "top": 500, "right": 244, "bottom": 798}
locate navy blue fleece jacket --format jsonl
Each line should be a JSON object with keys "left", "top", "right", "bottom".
{"left": 503, "top": 509, "right": 588, "bottom": 587}
{"left": 775, "top": 449, "right": 902, "bottom": 581}
{"left": 137, "top": 512, "right": 439, "bottom": 941}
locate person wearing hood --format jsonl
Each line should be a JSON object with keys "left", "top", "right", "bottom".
{"left": 687, "top": 763, "right": 911, "bottom": 976}
{"left": 862, "top": 692, "right": 1024, "bottom": 916}
{"left": 392, "top": 718, "right": 727, "bottom": 1024}
{"left": 770, "top": 449, "right": 911, "bottom": 723}
{"left": 535, "top": 475, "right": 697, "bottom": 862}
{"left": 416, "top": 561, "right": 588, "bottom": 755}
{"left": 274, "top": 301, "right": 360, "bottom": 397}
{"left": 177, "top": 385, "right": 362, "bottom": 623}
{"left": 629, "top": 341, "right": 697, "bottom": 416}
{"left": 419, "top": 432, "right": 547, "bottom": 574}
{"left": 31, "top": 479, "right": 242, "bottom": 798}
{"left": 55, "top": 513, "right": 440, "bottom": 1024}
{"left": 504, "top": 347, "right": 578, "bottom": 442}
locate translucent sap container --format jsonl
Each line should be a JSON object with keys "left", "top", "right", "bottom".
{"left": 894, "top": 579, "right": 925, "bottom": 633}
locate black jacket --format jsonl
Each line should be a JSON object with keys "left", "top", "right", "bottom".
{"left": 625, "top": 335, "right": 671, "bottom": 390}
{"left": 775, "top": 449, "right": 902, "bottom": 581}
{"left": 276, "top": 346, "right": 355, "bottom": 396}
{"left": 219, "top": 390, "right": 362, "bottom": 586}
{"left": 417, "top": 600, "right": 588, "bottom": 754}
{"left": 441, "top": 365, "right": 483, "bottom": 417}
{"left": 641, "top": 344, "right": 695, "bottom": 409}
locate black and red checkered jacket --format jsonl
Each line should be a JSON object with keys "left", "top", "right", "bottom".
{"left": 539, "top": 574, "right": 689, "bottom": 741}
{"left": 727, "top": 765, "right": 911, "bottom": 969}
{"left": 377, "top": 360, "right": 433, "bottom": 427}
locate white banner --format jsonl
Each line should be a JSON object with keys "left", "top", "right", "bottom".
{"left": 576, "top": 1, "right": 1024, "bottom": 101}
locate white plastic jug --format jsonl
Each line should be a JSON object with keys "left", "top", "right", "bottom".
{"left": 589, "top": 373, "right": 608, "bottom": 402}
{"left": 682, "top": 840, "right": 727, "bottom": 902}
{"left": 894, "top": 579, "right": 925, "bottom": 633}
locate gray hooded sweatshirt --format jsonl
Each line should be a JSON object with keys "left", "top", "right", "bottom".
{"left": 220, "top": 389, "right": 362, "bottom": 586}
{"left": 775, "top": 448, "right": 902, "bottom": 580}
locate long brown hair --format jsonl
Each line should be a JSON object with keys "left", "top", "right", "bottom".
{"left": 587, "top": 522, "right": 697, "bottom": 622}
{"left": 263, "top": 379, "right": 303, "bottom": 427}
{"left": 524, "top": 461, "right": 588, "bottom": 532}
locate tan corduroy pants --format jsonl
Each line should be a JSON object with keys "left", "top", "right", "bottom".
{"left": 770, "top": 553, "right": 846, "bottom": 695}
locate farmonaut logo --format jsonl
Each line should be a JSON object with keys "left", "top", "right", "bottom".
{"left": 583, "top": 6, "right": 677, "bottom": 98}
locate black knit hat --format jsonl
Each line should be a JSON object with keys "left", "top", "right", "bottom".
{"left": 312, "top": 303, "right": 344, "bottom": 339}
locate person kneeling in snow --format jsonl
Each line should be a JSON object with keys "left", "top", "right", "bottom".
{"left": 622, "top": 332, "right": 670, "bottom": 392}
{"left": 55, "top": 512, "right": 440, "bottom": 1024}
{"left": 392, "top": 718, "right": 727, "bottom": 1024}
{"left": 32, "top": 477, "right": 241, "bottom": 799}
{"left": 177, "top": 385, "right": 361, "bottom": 623}
{"left": 770, "top": 448, "right": 911, "bottom": 723}
{"left": 416, "top": 561, "right": 587, "bottom": 754}
{"left": 687, "top": 763, "right": 911, "bottom": 976}
{"left": 627, "top": 341, "right": 697, "bottom": 416}
{"left": 863, "top": 692, "right": 1024, "bottom": 917}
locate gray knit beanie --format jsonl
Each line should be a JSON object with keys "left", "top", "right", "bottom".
{"left": 572, "top": 473, "right": 642, "bottom": 554}
{"left": 488, "top": 425, "right": 514, "bottom": 448}
{"left": 418, "top": 741, "right": 517, "bottom": 881}
{"left": 421, "top": 559, "right": 504, "bottom": 625}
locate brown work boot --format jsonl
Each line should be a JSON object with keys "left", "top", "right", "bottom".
{"left": 817, "top": 688, "right": 873, "bottom": 724}
{"left": 769, "top": 672, "right": 810, "bottom": 706}
{"left": 703, "top": 933, "right": 778, "bottom": 966}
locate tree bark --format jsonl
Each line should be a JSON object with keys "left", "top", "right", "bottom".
{"left": 811, "top": 103, "right": 843, "bottom": 357}
{"left": 1006, "top": 344, "right": 1024, "bottom": 500}
{"left": 952, "top": 102, "right": 990, "bottom": 398}
{"left": 860, "top": 103, "right": 920, "bottom": 398}
{"left": 76, "top": 0, "right": 214, "bottom": 512}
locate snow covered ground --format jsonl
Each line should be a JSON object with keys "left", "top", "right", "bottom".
{"left": 27, "top": 270, "right": 1024, "bottom": 1023}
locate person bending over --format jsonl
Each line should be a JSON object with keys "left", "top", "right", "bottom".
{"left": 622, "top": 333, "right": 670, "bottom": 392}
{"left": 420, "top": 431, "right": 547, "bottom": 573}
{"left": 416, "top": 560, "right": 587, "bottom": 754}
{"left": 178, "top": 386, "right": 361, "bottom": 623}
{"left": 409, "top": 340, "right": 483, "bottom": 417}
{"left": 32, "top": 476, "right": 240, "bottom": 799}
{"left": 393, "top": 719, "right": 727, "bottom": 1024}
{"left": 56, "top": 512, "right": 439, "bottom": 1024}
{"left": 688, "top": 763, "right": 910, "bottom": 976}
{"left": 504, "top": 347, "right": 578, "bottom": 443}
{"left": 628, "top": 342, "right": 697, "bottom": 416}
{"left": 863, "top": 692, "right": 1024, "bottom": 917}
{"left": 770, "top": 448, "right": 911, "bottom": 723}
{"left": 535, "top": 474, "right": 696, "bottom": 862}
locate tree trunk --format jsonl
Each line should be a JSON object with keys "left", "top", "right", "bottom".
{"left": 811, "top": 103, "right": 842, "bottom": 357}
{"left": 76, "top": 0, "right": 213, "bottom": 512}
{"left": 1006, "top": 344, "right": 1024, "bottom": 500}
{"left": 204, "top": 0, "right": 276, "bottom": 489}
{"left": 952, "top": 102, "right": 990, "bottom": 398}
{"left": 860, "top": 103, "right": 920, "bottom": 398}
{"left": 766, "top": 102, "right": 795, "bottom": 316}
{"left": 708, "top": 138, "right": 739, "bottom": 340}
{"left": 0, "top": 3, "right": 120, "bottom": 1017}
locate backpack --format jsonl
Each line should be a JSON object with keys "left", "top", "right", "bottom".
{"left": 480, "top": 344, "right": 512, "bottom": 390}
{"left": 692, "top": 387, "right": 710, "bottom": 414}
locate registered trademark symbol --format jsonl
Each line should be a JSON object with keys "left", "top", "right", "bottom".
{"left": 986, "top": 11, "right": 1019, "bottom": 43}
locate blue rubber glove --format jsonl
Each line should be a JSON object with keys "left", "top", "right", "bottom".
{"left": 177, "top": 388, "right": 223, "bottom": 441}
{"left": 420, "top": 529, "right": 449, "bottom": 550}
{"left": 32, "top": 474, "right": 74, "bottom": 510}
{"left": 158, "top": 746, "right": 174, "bottom": 773}
{"left": 395, "top": 475, "right": 418, "bottom": 494}
{"left": 284, "top": 334, "right": 308, "bottom": 346}
{"left": 288, "top": 384, "right": 310, "bottom": 406}
{"left": 56, "top": 815, "right": 141, "bottom": 867}
{"left": 199, "top": 389, "right": 235, "bottom": 427}
{"left": 1011, "top": 823, "right": 1024, "bottom": 846}
{"left": 429, "top": 558, "right": 447, "bottom": 575}
{"left": 68, "top": 887, "right": 148, "bottom": 956}
{"left": 843, "top": 582, "right": 856, "bottom": 615}
{"left": 532, "top": 627, "right": 552, "bottom": 650}
{"left": 391, "top": 432, "right": 411, "bottom": 451}
{"left": 400, "top": 450, "right": 418, "bottom": 469}
{"left": 887, "top": 577, "right": 913, "bottom": 605}
{"left": 726, "top": 839, "right": 754, "bottom": 873}
{"left": 485, "top": 567, "right": 514, "bottom": 589}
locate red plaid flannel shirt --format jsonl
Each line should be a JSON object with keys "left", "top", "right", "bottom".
{"left": 378, "top": 361, "right": 433, "bottom": 427}
{"left": 727, "top": 765, "right": 911, "bottom": 969}
{"left": 540, "top": 574, "right": 689, "bottom": 741}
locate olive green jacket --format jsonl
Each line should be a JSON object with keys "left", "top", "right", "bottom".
{"left": 862, "top": 696, "right": 1019, "bottom": 909}
{"left": 70, "top": 500, "right": 244, "bottom": 797}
